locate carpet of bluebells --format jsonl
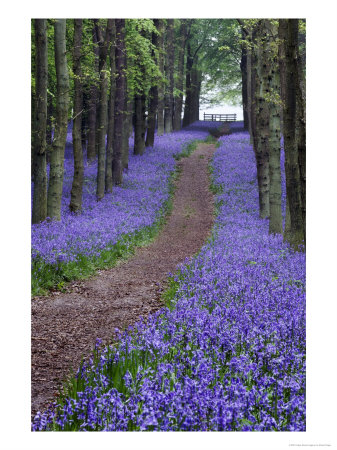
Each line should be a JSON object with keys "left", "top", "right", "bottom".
{"left": 31, "top": 122, "right": 218, "bottom": 291}
{"left": 32, "top": 123, "right": 305, "bottom": 431}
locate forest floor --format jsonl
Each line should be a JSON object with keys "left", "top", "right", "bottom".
{"left": 31, "top": 142, "right": 217, "bottom": 418}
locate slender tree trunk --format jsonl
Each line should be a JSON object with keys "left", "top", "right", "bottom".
{"left": 278, "top": 20, "right": 290, "bottom": 234}
{"left": 164, "top": 19, "right": 174, "bottom": 133}
{"left": 69, "top": 19, "right": 84, "bottom": 213}
{"left": 267, "top": 20, "right": 282, "bottom": 234}
{"left": 81, "top": 89, "right": 88, "bottom": 151}
{"left": 146, "top": 85, "right": 158, "bottom": 147}
{"left": 279, "top": 19, "right": 304, "bottom": 248}
{"left": 190, "top": 63, "right": 201, "bottom": 122}
{"left": 173, "top": 20, "right": 188, "bottom": 131}
{"left": 122, "top": 94, "right": 133, "bottom": 170}
{"left": 95, "top": 19, "right": 114, "bottom": 201}
{"left": 250, "top": 28, "right": 258, "bottom": 150}
{"left": 32, "top": 19, "right": 48, "bottom": 224}
{"left": 296, "top": 40, "right": 306, "bottom": 245}
{"left": 112, "top": 19, "right": 126, "bottom": 185}
{"left": 145, "top": 19, "right": 159, "bottom": 147}
{"left": 47, "top": 19, "right": 69, "bottom": 221}
{"left": 182, "top": 42, "right": 193, "bottom": 127}
{"left": 105, "top": 24, "right": 116, "bottom": 193}
{"left": 254, "top": 21, "right": 270, "bottom": 219}
{"left": 87, "top": 23, "right": 99, "bottom": 161}
{"left": 157, "top": 19, "right": 165, "bottom": 136}
{"left": 134, "top": 94, "right": 146, "bottom": 155}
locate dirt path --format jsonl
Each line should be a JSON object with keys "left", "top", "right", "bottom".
{"left": 31, "top": 142, "right": 217, "bottom": 418}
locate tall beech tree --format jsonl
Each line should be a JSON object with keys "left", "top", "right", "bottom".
{"left": 266, "top": 20, "right": 282, "bottom": 235}
{"left": 145, "top": 19, "right": 159, "bottom": 147}
{"left": 95, "top": 19, "right": 114, "bottom": 201}
{"left": 47, "top": 19, "right": 69, "bottom": 221}
{"left": 254, "top": 20, "right": 270, "bottom": 220}
{"left": 105, "top": 24, "right": 116, "bottom": 193}
{"left": 157, "top": 19, "right": 165, "bottom": 136}
{"left": 112, "top": 19, "right": 126, "bottom": 185}
{"left": 173, "top": 20, "right": 189, "bottom": 131}
{"left": 134, "top": 92, "right": 147, "bottom": 155}
{"left": 296, "top": 21, "right": 306, "bottom": 244}
{"left": 279, "top": 19, "right": 305, "bottom": 248}
{"left": 164, "top": 19, "right": 175, "bottom": 133}
{"left": 87, "top": 22, "right": 99, "bottom": 161}
{"left": 69, "top": 19, "right": 84, "bottom": 213}
{"left": 32, "top": 19, "right": 48, "bottom": 224}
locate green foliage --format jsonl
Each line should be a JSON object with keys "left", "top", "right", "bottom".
{"left": 197, "top": 20, "right": 243, "bottom": 106}
{"left": 125, "top": 19, "right": 161, "bottom": 97}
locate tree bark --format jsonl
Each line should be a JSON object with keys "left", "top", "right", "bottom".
{"left": 173, "top": 20, "right": 188, "bottom": 131}
{"left": 32, "top": 19, "right": 48, "bottom": 224}
{"left": 95, "top": 19, "right": 114, "bottom": 201}
{"left": 164, "top": 19, "right": 174, "bottom": 133}
{"left": 69, "top": 19, "right": 84, "bottom": 213}
{"left": 190, "top": 63, "right": 201, "bottom": 122}
{"left": 267, "top": 20, "right": 282, "bottom": 234}
{"left": 134, "top": 94, "right": 146, "bottom": 155}
{"left": 157, "top": 19, "right": 165, "bottom": 136}
{"left": 296, "top": 37, "right": 306, "bottom": 245}
{"left": 254, "top": 21, "right": 270, "bottom": 219}
{"left": 279, "top": 19, "right": 304, "bottom": 248}
{"left": 145, "top": 19, "right": 159, "bottom": 147}
{"left": 87, "top": 22, "right": 99, "bottom": 162}
{"left": 105, "top": 23, "right": 116, "bottom": 193}
{"left": 122, "top": 94, "right": 133, "bottom": 170}
{"left": 182, "top": 42, "right": 193, "bottom": 127}
{"left": 112, "top": 19, "right": 126, "bottom": 186}
{"left": 47, "top": 19, "right": 69, "bottom": 221}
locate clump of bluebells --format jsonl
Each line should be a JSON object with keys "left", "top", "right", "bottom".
{"left": 31, "top": 122, "right": 219, "bottom": 293}
{"left": 32, "top": 125, "right": 305, "bottom": 431}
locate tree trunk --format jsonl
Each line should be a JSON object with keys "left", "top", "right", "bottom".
{"left": 296, "top": 38, "right": 306, "bottom": 245}
{"left": 69, "top": 19, "right": 84, "bottom": 213}
{"left": 190, "top": 63, "right": 201, "bottom": 122}
{"left": 267, "top": 20, "right": 282, "bottom": 234}
{"left": 182, "top": 42, "right": 193, "bottom": 127}
{"left": 145, "top": 19, "right": 159, "bottom": 147}
{"left": 164, "top": 19, "right": 174, "bottom": 133}
{"left": 47, "top": 19, "right": 69, "bottom": 221}
{"left": 157, "top": 19, "right": 165, "bottom": 136}
{"left": 254, "top": 21, "right": 270, "bottom": 219}
{"left": 81, "top": 89, "right": 88, "bottom": 151}
{"left": 95, "top": 19, "right": 114, "bottom": 201}
{"left": 134, "top": 94, "right": 146, "bottom": 155}
{"left": 122, "top": 95, "right": 133, "bottom": 170}
{"left": 105, "top": 24, "right": 116, "bottom": 193}
{"left": 87, "top": 23, "right": 99, "bottom": 162}
{"left": 173, "top": 20, "right": 188, "bottom": 131}
{"left": 32, "top": 19, "right": 48, "bottom": 224}
{"left": 112, "top": 19, "right": 126, "bottom": 186}
{"left": 279, "top": 19, "right": 304, "bottom": 248}
{"left": 250, "top": 28, "right": 258, "bottom": 150}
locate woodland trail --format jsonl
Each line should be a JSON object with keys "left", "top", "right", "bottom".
{"left": 31, "top": 142, "right": 217, "bottom": 418}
